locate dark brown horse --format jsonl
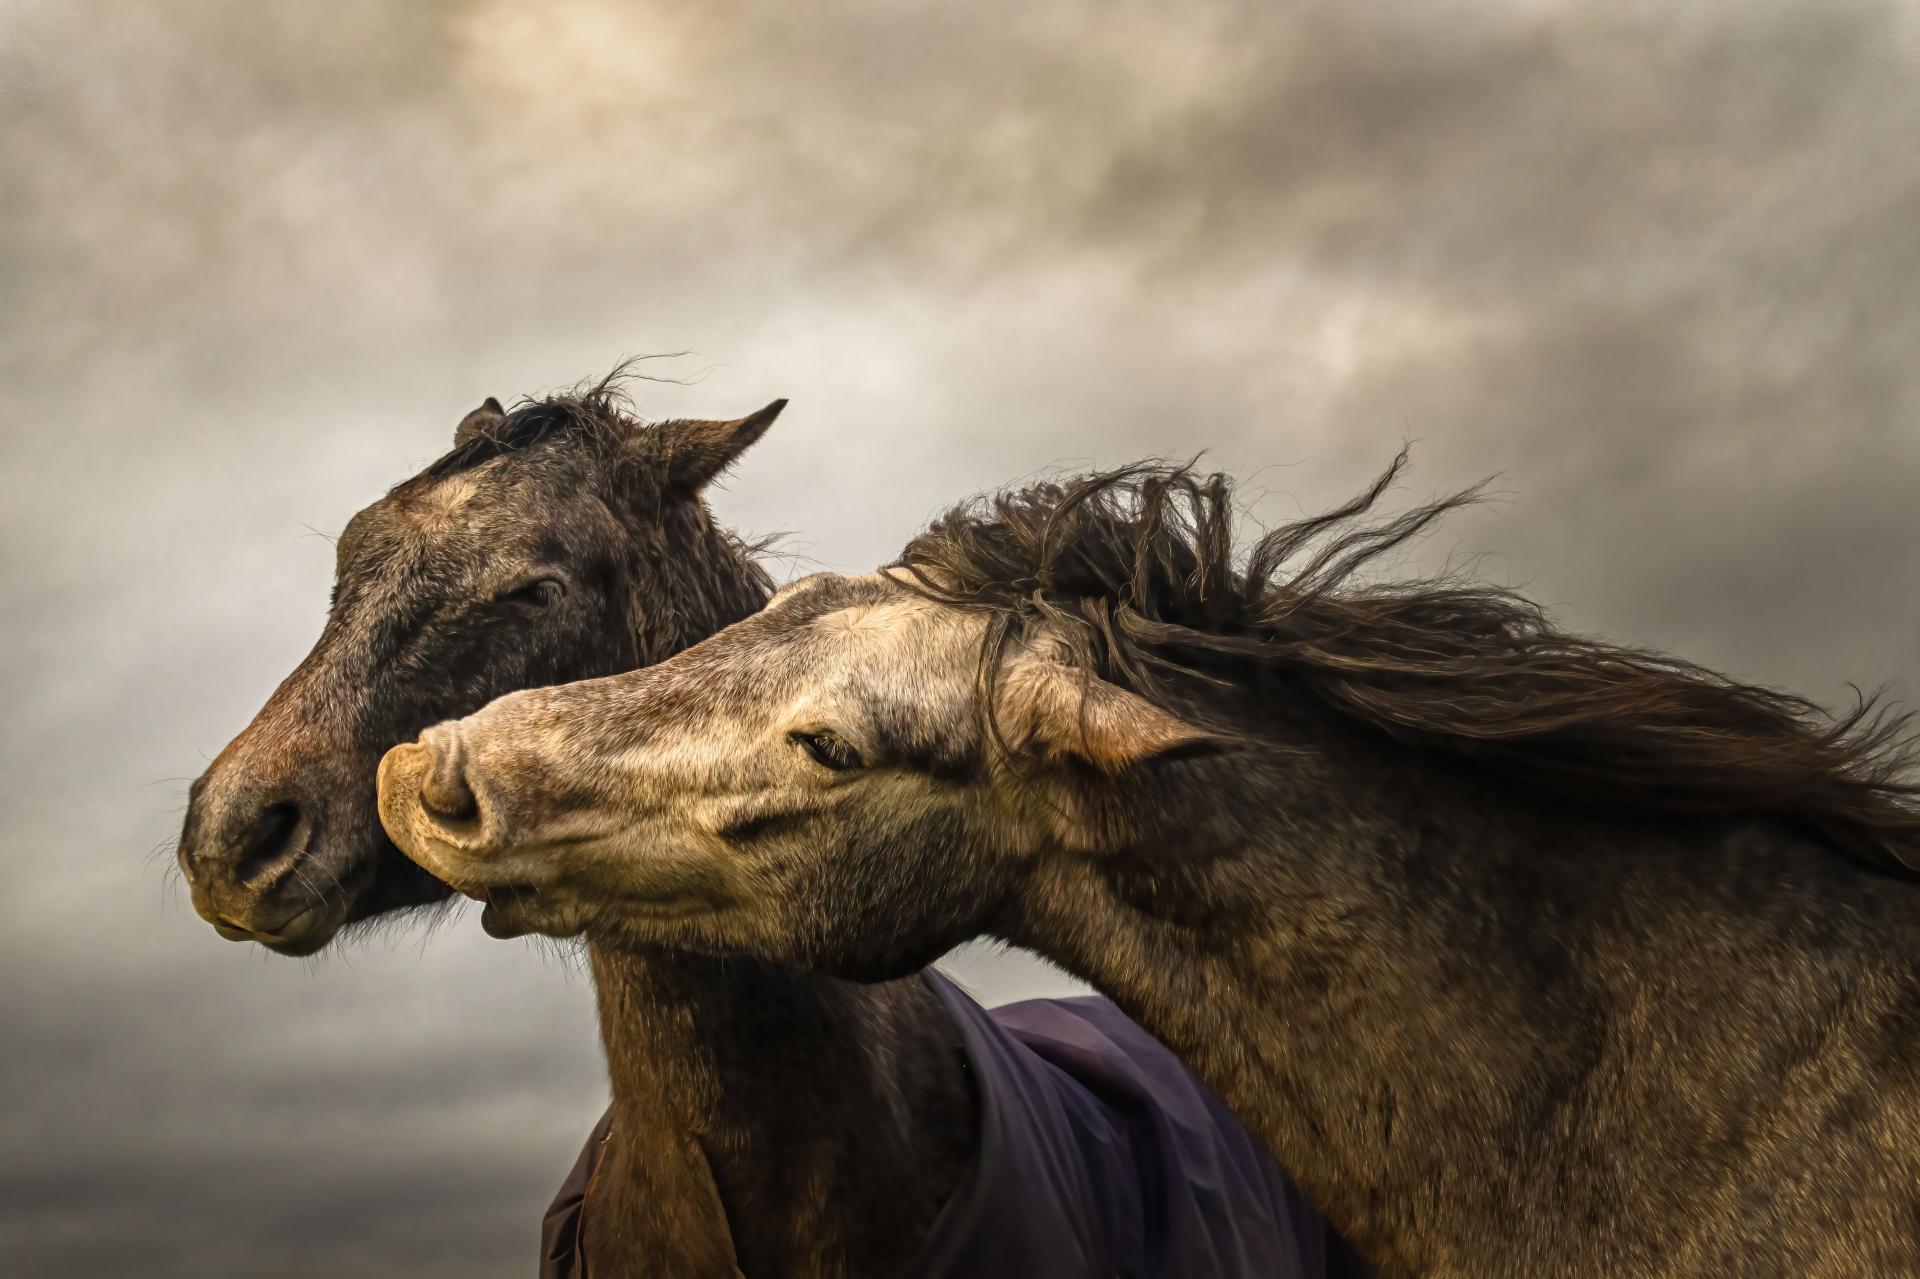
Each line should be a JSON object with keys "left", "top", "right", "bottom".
{"left": 382, "top": 458, "right": 1920, "bottom": 1278}
{"left": 176, "top": 378, "right": 977, "bottom": 1277}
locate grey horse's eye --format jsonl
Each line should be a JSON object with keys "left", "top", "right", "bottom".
{"left": 493, "top": 577, "right": 566, "bottom": 610}
{"left": 790, "top": 729, "right": 863, "bottom": 772}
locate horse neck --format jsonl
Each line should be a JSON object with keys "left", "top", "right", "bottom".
{"left": 585, "top": 942, "right": 976, "bottom": 1278}
{"left": 1003, "top": 720, "right": 1609, "bottom": 1277}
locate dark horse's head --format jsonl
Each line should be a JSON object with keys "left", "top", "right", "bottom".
{"left": 177, "top": 375, "right": 784, "bottom": 954}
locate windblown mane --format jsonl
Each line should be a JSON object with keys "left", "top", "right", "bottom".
{"left": 893, "top": 454, "right": 1920, "bottom": 875}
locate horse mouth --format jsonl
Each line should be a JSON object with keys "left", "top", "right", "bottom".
{"left": 473, "top": 883, "right": 550, "bottom": 939}
{"left": 455, "top": 879, "right": 535, "bottom": 905}
{"left": 467, "top": 877, "right": 720, "bottom": 942}
{"left": 250, "top": 902, "right": 346, "bottom": 957}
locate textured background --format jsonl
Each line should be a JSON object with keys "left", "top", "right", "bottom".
{"left": 3, "top": 2, "right": 1917, "bottom": 1274}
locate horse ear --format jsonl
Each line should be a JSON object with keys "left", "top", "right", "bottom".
{"left": 657, "top": 399, "right": 788, "bottom": 493}
{"left": 455, "top": 397, "right": 506, "bottom": 446}
{"left": 999, "top": 654, "right": 1228, "bottom": 773}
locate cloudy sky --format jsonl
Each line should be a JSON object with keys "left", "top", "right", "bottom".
{"left": 3, "top": 1, "right": 1917, "bottom": 1274}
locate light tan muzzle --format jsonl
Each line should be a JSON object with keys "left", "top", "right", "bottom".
{"left": 377, "top": 723, "right": 499, "bottom": 887}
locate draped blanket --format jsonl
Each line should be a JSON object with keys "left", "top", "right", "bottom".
{"left": 542, "top": 971, "right": 1372, "bottom": 1277}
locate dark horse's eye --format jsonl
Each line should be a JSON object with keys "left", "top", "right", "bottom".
{"left": 790, "top": 729, "right": 863, "bottom": 772}
{"left": 494, "top": 577, "right": 566, "bottom": 610}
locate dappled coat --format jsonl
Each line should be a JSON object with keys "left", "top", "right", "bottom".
{"left": 542, "top": 973, "right": 1372, "bottom": 1277}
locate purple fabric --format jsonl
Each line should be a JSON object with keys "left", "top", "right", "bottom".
{"left": 541, "top": 972, "right": 1372, "bottom": 1278}
{"left": 540, "top": 1106, "right": 610, "bottom": 1279}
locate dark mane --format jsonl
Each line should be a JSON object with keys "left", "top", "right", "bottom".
{"left": 424, "top": 370, "right": 638, "bottom": 480}
{"left": 893, "top": 454, "right": 1920, "bottom": 875}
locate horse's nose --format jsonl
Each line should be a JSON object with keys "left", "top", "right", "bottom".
{"left": 184, "top": 791, "right": 307, "bottom": 889}
{"left": 233, "top": 799, "right": 305, "bottom": 883}
{"left": 382, "top": 724, "right": 490, "bottom": 850}
{"left": 178, "top": 780, "right": 321, "bottom": 937}
{"left": 419, "top": 729, "right": 479, "bottom": 824}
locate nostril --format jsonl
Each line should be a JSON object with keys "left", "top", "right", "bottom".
{"left": 236, "top": 801, "right": 303, "bottom": 884}
{"left": 420, "top": 749, "right": 479, "bottom": 824}
{"left": 422, "top": 778, "right": 478, "bottom": 823}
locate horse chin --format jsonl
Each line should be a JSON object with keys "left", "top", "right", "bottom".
{"left": 260, "top": 926, "right": 338, "bottom": 958}
{"left": 252, "top": 835, "right": 455, "bottom": 956}
{"left": 476, "top": 885, "right": 578, "bottom": 941}
{"left": 479, "top": 900, "right": 539, "bottom": 940}
{"left": 255, "top": 900, "right": 351, "bottom": 957}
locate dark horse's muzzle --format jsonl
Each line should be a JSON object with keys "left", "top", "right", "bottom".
{"left": 178, "top": 730, "right": 356, "bottom": 956}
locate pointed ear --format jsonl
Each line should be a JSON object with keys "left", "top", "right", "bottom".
{"left": 657, "top": 399, "right": 787, "bottom": 493}
{"left": 999, "top": 654, "right": 1230, "bottom": 773}
{"left": 454, "top": 396, "right": 506, "bottom": 446}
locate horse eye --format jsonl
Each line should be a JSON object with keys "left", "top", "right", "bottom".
{"left": 494, "top": 577, "right": 566, "bottom": 610}
{"left": 789, "top": 729, "right": 863, "bottom": 772}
